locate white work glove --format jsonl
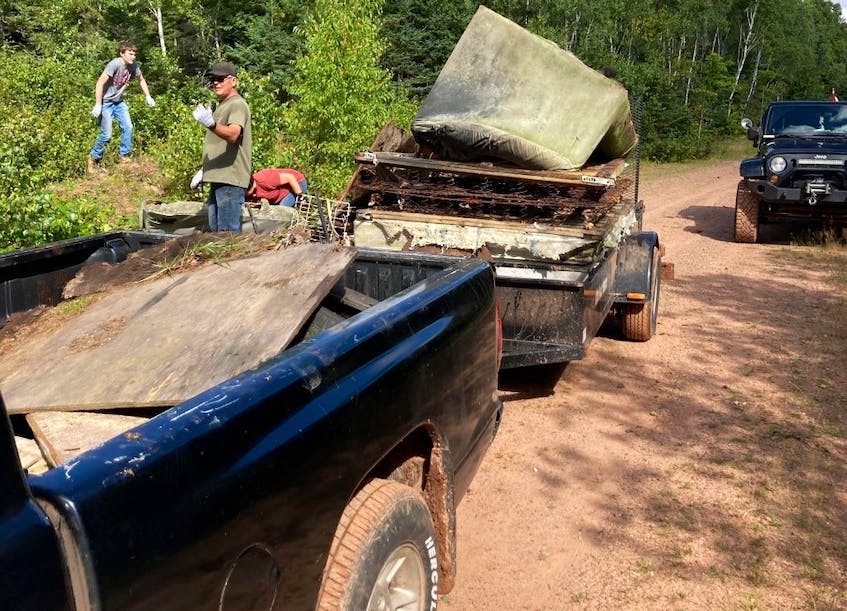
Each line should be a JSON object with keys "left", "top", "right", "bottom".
{"left": 192, "top": 103, "right": 215, "bottom": 128}
{"left": 190, "top": 168, "right": 204, "bottom": 189}
{"left": 91, "top": 104, "right": 102, "bottom": 118}
{"left": 145, "top": 95, "right": 156, "bottom": 108}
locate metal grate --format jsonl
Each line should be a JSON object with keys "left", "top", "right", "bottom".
{"left": 293, "top": 194, "right": 354, "bottom": 244}
{"left": 629, "top": 95, "right": 643, "bottom": 207}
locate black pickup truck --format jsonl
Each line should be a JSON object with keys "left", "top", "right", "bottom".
{"left": 737, "top": 100, "right": 847, "bottom": 242}
{"left": 0, "top": 231, "right": 502, "bottom": 611}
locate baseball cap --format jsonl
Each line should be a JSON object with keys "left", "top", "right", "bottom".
{"left": 207, "top": 61, "right": 237, "bottom": 77}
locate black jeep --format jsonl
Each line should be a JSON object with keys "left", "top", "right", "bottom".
{"left": 736, "top": 100, "right": 847, "bottom": 242}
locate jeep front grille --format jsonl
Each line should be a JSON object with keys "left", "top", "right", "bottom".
{"left": 797, "top": 159, "right": 845, "bottom": 168}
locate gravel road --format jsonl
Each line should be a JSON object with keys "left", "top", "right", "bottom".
{"left": 443, "top": 160, "right": 847, "bottom": 610}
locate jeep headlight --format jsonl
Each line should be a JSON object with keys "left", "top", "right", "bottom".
{"left": 769, "top": 156, "right": 787, "bottom": 173}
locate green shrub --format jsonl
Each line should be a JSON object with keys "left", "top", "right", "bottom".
{"left": 0, "top": 143, "right": 114, "bottom": 252}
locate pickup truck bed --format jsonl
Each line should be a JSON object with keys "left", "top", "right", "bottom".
{"left": 1, "top": 231, "right": 502, "bottom": 610}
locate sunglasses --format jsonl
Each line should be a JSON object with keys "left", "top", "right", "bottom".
{"left": 210, "top": 75, "right": 232, "bottom": 83}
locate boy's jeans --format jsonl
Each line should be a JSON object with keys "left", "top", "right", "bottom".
{"left": 90, "top": 101, "right": 133, "bottom": 160}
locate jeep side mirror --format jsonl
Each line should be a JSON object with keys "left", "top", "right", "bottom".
{"left": 740, "top": 118, "right": 759, "bottom": 146}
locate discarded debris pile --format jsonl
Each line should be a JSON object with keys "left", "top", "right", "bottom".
{"left": 410, "top": 6, "right": 637, "bottom": 170}
{"left": 352, "top": 153, "right": 633, "bottom": 230}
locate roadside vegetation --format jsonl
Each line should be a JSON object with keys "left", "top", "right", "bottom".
{"left": 2, "top": 0, "right": 847, "bottom": 252}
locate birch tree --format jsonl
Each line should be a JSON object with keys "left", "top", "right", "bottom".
{"left": 728, "top": 0, "right": 760, "bottom": 115}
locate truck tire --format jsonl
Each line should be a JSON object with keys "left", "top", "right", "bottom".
{"left": 734, "top": 180, "right": 760, "bottom": 243}
{"left": 621, "top": 247, "right": 661, "bottom": 341}
{"left": 317, "top": 479, "right": 438, "bottom": 611}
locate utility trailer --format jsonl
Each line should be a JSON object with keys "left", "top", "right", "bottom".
{"left": 344, "top": 6, "right": 663, "bottom": 369}
{"left": 345, "top": 135, "right": 662, "bottom": 370}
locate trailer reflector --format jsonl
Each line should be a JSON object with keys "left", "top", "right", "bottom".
{"left": 626, "top": 292, "right": 646, "bottom": 301}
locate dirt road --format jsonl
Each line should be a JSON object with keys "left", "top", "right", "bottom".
{"left": 444, "top": 160, "right": 847, "bottom": 610}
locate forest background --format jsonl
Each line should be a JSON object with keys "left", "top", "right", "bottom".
{"left": 0, "top": 0, "right": 845, "bottom": 251}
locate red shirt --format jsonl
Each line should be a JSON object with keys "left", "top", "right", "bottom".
{"left": 250, "top": 168, "right": 305, "bottom": 204}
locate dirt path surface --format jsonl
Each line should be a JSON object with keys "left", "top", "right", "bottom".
{"left": 444, "top": 160, "right": 847, "bottom": 610}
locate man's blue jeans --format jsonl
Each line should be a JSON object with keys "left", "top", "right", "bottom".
{"left": 279, "top": 179, "right": 309, "bottom": 207}
{"left": 90, "top": 100, "right": 133, "bottom": 160}
{"left": 208, "top": 184, "right": 245, "bottom": 232}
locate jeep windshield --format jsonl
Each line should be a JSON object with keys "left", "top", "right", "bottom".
{"left": 764, "top": 103, "right": 847, "bottom": 137}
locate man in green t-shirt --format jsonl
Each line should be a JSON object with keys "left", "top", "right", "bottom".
{"left": 192, "top": 61, "right": 252, "bottom": 232}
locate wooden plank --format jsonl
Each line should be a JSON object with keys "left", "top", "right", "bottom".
{"left": 362, "top": 209, "right": 589, "bottom": 238}
{"left": 15, "top": 435, "right": 49, "bottom": 474}
{"left": 595, "top": 158, "right": 628, "bottom": 178}
{"left": 362, "top": 198, "right": 635, "bottom": 243}
{"left": 27, "top": 411, "right": 149, "bottom": 467}
{"left": 0, "top": 243, "right": 356, "bottom": 414}
{"left": 355, "top": 151, "right": 624, "bottom": 187}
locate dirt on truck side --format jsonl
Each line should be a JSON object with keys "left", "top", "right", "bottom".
{"left": 444, "top": 158, "right": 847, "bottom": 610}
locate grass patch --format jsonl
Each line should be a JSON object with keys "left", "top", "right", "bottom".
{"left": 143, "top": 234, "right": 273, "bottom": 281}
{"left": 56, "top": 295, "right": 98, "bottom": 318}
{"left": 640, "top": 136, "right": 749, "bottom": 181}
{"left": 51, "top": 157, "right": 167, "bottom": 229}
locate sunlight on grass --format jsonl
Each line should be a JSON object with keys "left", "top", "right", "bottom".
{"left": 640, "top": 137, "right": 750, "bottom": 182}
{"left": 56, "top": 295, "right": 97, "bottom": 318}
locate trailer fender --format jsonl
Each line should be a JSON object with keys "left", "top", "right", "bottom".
{"left": 612, "top": 231, "right": 660, "bottom": 303}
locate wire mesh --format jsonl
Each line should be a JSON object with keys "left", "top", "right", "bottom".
{"left": 628, "top": 95, "right": 643, "bottom": 208}
{"left": 292, "top": 194, "right": 354, "bottom": 244}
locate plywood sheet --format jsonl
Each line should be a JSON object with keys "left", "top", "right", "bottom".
{"left": 15, "top": 435, "right": 49, "bottom": 474}
{"left": 27, "top": 411, "right": 149, "bottom": 466}
{"left": 0, "top": 243, "right": 356, "bottom": 413}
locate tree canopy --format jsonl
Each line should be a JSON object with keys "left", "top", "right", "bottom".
{"left": 1, "top": 0, "right": 846, "bottom": 248}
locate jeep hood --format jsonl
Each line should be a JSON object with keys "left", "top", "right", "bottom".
{"left": 765, "top": 137, "right": 847, "bottom": 155}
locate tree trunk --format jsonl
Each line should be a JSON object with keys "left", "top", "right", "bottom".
{"left": 684, "top": 42, "right": 698, "bottom": 106}
{"left": 149, "top": 2, "right": 167, "bottom": 56}
{"left": 745, "top": 46, "right": 762, "bottom": 109}
{"left": 728, "top": 0, "right": 760, "bottom": 116}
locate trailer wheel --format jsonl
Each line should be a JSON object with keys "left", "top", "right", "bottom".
{"left": 317, "top": 479, "right": 437, "bottom": 611}
{"left": 733, "top": 180, "right": 760, "bottom": 243}
{"left": 621, "top": 247, "right": 661, "bottom": 341}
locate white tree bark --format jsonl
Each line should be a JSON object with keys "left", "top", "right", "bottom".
{"left": 728, "top": 0, "right": 760, "bottom": 116}
{"left": 149, "top": 2, "right": 167, "bottom": 57}
{"left": 685, "top": 42, "right": 698, "bottom": 106}
{"left": 745, "top": 46, "right": 763, "bottom": 108}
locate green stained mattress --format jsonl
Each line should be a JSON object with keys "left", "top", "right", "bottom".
{"left": 411, "top": 6, "right": 637, "bottom": 170}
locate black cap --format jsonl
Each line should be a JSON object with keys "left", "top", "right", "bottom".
{"left": 207, "top": 61, "right": 237, "bottom": 77}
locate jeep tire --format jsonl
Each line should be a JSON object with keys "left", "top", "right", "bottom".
{"left": 317, "top": 479, "right": 438, "bottom": 611}
{"left": 734, "top": 180, "right": 760, "bottom": 243}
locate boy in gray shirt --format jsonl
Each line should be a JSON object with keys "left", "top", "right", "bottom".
{"left": 88, "top": 40, "right": 155, "bottom": 173}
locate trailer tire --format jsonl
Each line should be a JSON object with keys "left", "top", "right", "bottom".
{"left": 621, "top": 247, "right": 661, "bottom": 341}
{"left": 734, "top": 180, "right": 760, "bottom": 243}
{"left": 317, "top": 479, "right": 438, "bottom": 611}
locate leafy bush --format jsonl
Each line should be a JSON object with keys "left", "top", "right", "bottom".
{"left": 0, "top": 143, "right": 114, "bottom": 252}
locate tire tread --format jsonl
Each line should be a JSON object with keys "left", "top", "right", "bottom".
{"left": 317, "top": 479, "right": 430, "bottom": 610}
{"left": 734, "top": 179, "right": 760, "bottom": 243}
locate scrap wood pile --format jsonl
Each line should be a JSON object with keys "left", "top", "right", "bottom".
{"left": 347, "top": 6, "right": 640, "bottom": 234}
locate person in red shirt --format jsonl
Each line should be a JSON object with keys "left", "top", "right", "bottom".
{"left": 247, "top": 168, "right": 308, "bottom": 206}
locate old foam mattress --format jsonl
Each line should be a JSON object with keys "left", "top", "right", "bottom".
{"left": 411, "top": 6, "right": 637, "bottom": 170}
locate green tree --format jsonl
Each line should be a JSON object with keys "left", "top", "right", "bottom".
{"left": 380, "top": 0, "right": 475, "bottom": 97}
{"left": 284, "top": 0, "right": 416, "bottom": 196}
